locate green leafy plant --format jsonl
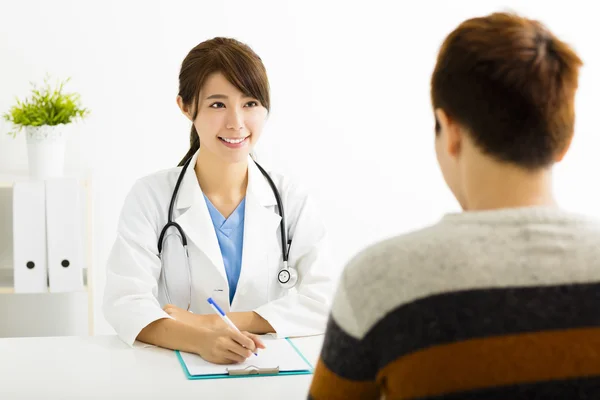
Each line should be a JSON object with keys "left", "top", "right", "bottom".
{"left": 3, "top": 76, "right": 90, "bottom": 137}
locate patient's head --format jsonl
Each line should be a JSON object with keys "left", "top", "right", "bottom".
{"left": 430, "top": 12, "right": 582, "bottom": 210}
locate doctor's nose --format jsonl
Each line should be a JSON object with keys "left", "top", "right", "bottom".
{"left": 225, "top": 109, "right": 244, "bottom": 131}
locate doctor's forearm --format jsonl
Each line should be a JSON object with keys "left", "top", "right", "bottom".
{"left": 137, "top": 318, "right": 208, "bottom": 353}
{"left": 227, "top": 312, "right": 275, "bottom": 334}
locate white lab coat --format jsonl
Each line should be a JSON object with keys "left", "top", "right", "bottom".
{"left": 103, "top": 151, "right": 335, "bottom": 346}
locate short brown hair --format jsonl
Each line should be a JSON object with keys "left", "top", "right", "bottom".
{"left": 177, "top": 37, "right": 270, "bottom": 166}
{"left": 431, "top": 12, "right": 582, "bottom": 169}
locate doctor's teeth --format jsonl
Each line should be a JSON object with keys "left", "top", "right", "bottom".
{"left": 221, "top": 137, "right": 245, "bottom": 144}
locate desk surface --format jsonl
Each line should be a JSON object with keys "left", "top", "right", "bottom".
{"left": 0, "top": 334, "right": 323, "bottom": 400}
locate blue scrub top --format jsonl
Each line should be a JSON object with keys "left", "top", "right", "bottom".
{"left": 204, "top": 194, "right": 245, "bottom": 304}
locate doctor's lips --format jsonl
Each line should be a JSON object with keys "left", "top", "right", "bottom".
{"left": 219, "top": 135, "right": 250, "bottom": 148}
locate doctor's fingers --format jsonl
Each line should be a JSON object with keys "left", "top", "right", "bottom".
{"left": 242, "top": 331, "right": 266, "bottom": 349}
{"left": 223, "top": 349, "right": 249, "bottom": 364}
{"left": 219, "top": 335, "right": 254, "bottom": 358}
{"left": 207, "top": 350, "right": 246, "bottom": 364}
{"left": 225, "top": 328, "right": 257, "bottom": 351}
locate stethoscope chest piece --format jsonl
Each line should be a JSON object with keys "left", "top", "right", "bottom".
{"left": 277, "top": 261, "right": 298, "bottom": 289}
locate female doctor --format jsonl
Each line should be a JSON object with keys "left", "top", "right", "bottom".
{"left": 103, "top": 37, "right": 334, "bottom": 364}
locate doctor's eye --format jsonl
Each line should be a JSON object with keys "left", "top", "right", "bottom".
{"left": 209, "top": 102, "right": 226, "bottom": 109}
{"left": 244, "top": 100, "right": 259, "bottom": 108}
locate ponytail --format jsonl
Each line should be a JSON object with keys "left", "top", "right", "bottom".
{"left": 178, "top": 125, "right": 200, "bottom": 167}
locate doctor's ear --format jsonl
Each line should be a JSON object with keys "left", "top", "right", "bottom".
{"left": 177, "top": 96, "right": 194, "bottom": 122}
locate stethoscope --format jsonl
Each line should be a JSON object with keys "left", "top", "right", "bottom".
{"left": 157, "top": 155, "right": 298, "bottom": 311}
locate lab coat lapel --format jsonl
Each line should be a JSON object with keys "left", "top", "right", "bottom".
{"left": 233, "top": 160, "right": 281, "bottom": 308}
{"left": 173, "top": 152, "right": 227, "bottom": 283}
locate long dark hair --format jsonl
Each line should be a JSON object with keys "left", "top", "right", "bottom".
{"left": 177, "top": 37, "right": 271, "bottom": 166}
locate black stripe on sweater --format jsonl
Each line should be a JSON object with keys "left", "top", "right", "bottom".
{"left": 319, "top": 315, "right": 379, "bottom": 381}
{"left": 321, "top": 281, "right": 600, "bottom": 380}
{"left": 368, "top": 281, "right": 600, "bottom": 368}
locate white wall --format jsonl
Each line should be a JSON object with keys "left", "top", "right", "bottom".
{"left": 1, "top": 0, "right": 598, "bottom": 335}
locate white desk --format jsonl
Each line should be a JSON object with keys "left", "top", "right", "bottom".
{"left": 0, "top": 334, "right": 323, "bottom": 400}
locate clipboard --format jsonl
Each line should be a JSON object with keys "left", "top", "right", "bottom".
{"left": 175, "top": 337, "right": 314, "bottom": 380}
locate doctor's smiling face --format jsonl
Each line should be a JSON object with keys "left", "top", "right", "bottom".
{"left": 179, "top": 72, "right": 267, "bottom": 164}
{"left": 176, "top": 37, "right": 271, "bottom": 167}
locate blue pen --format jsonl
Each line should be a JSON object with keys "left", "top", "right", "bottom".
{"left": 207, "top": 297, "right": 257, "bottom": 356}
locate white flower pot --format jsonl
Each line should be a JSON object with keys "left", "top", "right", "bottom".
{"left": 25, "top": 124, "right": 67, "bottom": 179}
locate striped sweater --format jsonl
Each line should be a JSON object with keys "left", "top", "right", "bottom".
{"left": 309, "top": 207, "right": 600, "bottom": 399}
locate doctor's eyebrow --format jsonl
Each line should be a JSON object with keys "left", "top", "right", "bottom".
{"left": 205, "top": 94, "right": 256, "bottom": 100}
{"left": 206, "top": 94, "right": 228, "bottom": 100}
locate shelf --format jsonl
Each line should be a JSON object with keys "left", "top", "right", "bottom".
{"left": 0, "top": 171, "right": 92, "bottom": 188}
{"left": 0, "top": 173, "right": 29, "bottom": 188}
{"left": 0, "top": 267, "right": 88, "bottom": 294}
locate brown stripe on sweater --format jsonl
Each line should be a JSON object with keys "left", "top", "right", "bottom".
{"left": 377, "top": 327, "right": 600, "bottom": 400}
{"left": 309, "top": 358, "right": 380, "bottom": 400}
{"left": 362, "top": 282, "right": 600, "bottom": 368}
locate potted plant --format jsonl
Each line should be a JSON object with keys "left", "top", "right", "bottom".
{"left": 3, "top": 77, "right": 90, "bottom": 179}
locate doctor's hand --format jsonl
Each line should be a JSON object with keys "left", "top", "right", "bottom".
{"left": 197, "top": 328, "right": 267, "bottom": 364}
